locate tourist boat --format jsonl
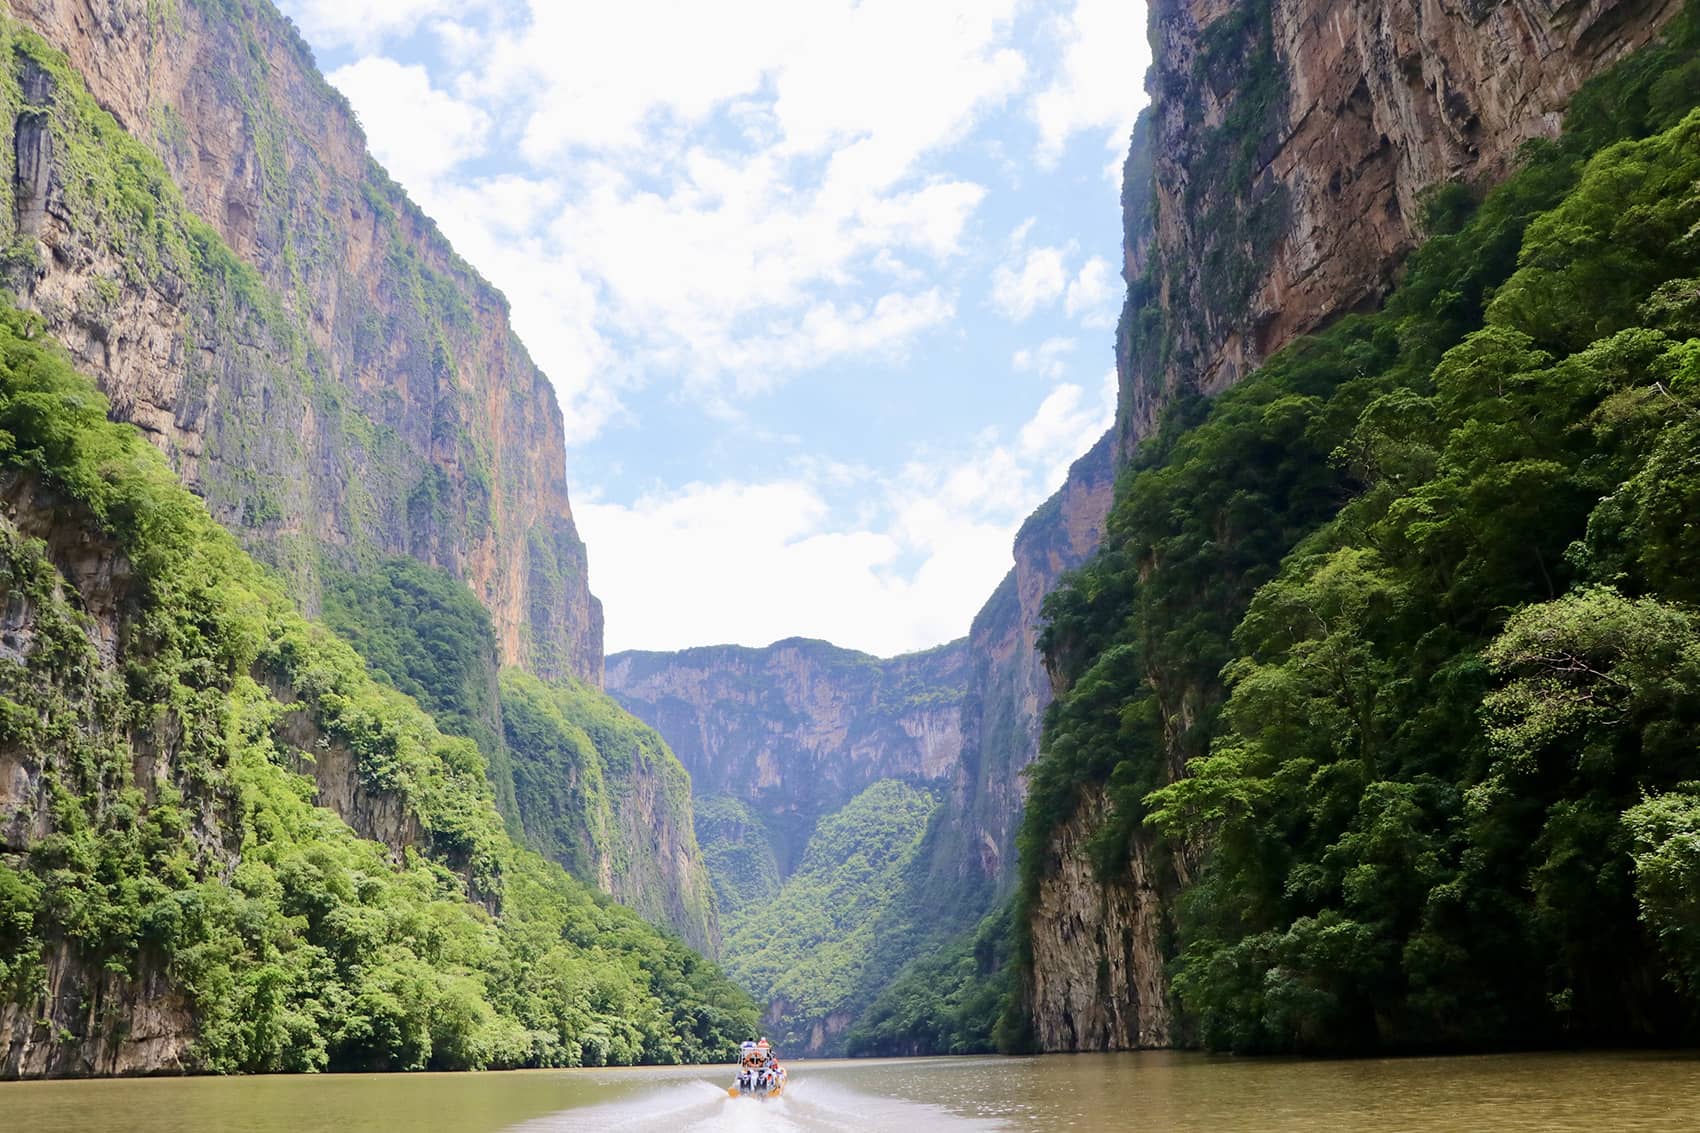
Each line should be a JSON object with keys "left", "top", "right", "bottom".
{"left": 729, "top": 1040, "right": 787, "bottom": 1100}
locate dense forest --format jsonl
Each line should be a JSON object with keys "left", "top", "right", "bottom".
{"left": 0, "top": 305, "right": 755, "bottom": 1071}
{"left": 322, "top": 558, "right": 717, "bottom": 950}
{"left": 1012, "top": 4, "right": 1700, "bottom": 1053}
{"left": 721, "top": 779, "right": 936, "bottom": 1051}
{"left": 838, "top": 1, "right": 1700, "bottom": 1059}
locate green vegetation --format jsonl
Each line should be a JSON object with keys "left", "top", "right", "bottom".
{"left": 500, "top": 671, "right": 715, "bottom": 950}
{"left": 310, "top": 557, "right": 717, "bottom": 948}
{"left": 723, "top": 779, "right": 936, "bottom": 1051}
{"left": 846, "top": 902, "right": 1017, "bottom": 1056}
{"left": 0, "top": 305, "right": 755, "bottom": 1070}
{"left": 322, "top": 557, "right": 516, "bottom": 820}
{"left": 1016, "top": 3, "right": 1700, "bottom": 1054}
{"left": 693, "top": 795, "right": 782, "bottom": 930}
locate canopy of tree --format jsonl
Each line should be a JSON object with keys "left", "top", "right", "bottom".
{"left": 0, "top": 305, "right": 756, "bottom": 1071}
{"left": 1012, "top": 4, "right": 1700, "bottom": 1055}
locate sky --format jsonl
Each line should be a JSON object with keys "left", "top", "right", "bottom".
{"left": 276, "top": 0, "right": 1151, "bottom": 658}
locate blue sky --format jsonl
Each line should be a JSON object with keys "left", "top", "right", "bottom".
{"left": 277, "top": 0, "right": 1151, "bottom": 657}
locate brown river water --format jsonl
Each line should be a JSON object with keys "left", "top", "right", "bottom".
{"left": 4, "top": 1051, "right": 1698, "bottom": 1131}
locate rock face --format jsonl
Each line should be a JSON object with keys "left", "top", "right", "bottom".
{"left": 1119, "top": 0, "right": 1680, "bottom": 459}
{"left": 607, "top": 637, "right": 968, "bottom": 875}
{"left": 499, "top": 672, "right": 719, "bottom": 954}
{"left": 917, "top": 432, "right": 1115, "bottom": 916}
{"left": 1, "top": 0, "right": 602, "bottom": 684}
{"left": 1028, "top": 788, "right": 1174, "bottom": 1052}
{"left": 1039, "top": 0, "right": 1683, "bottom": 1052}
{"left": 0, "top": 1, "right": 714, "bottom": 967}
{"left": 0, "top": 480, "right": 201, "bottom": 1076}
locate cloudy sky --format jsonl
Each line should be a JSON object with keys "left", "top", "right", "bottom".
{"left": 277, "top": 0, "right": 1150, "bottom": 657}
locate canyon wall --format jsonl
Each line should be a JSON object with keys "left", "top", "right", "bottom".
{"left": 916, "top": 431, "right": 1114, "bottom": 916}
{"left": 2, "top": 0, "right": 602, "bottom": 683}
{"left": 607, "top": 434, "right": 1115, "bottom": 1053}
{"left": 607, "top": 637, "right": 968, "bottom": 877}
{"left": 1038, "top": 0, "right": 1684, "bottom": 1052}
{"left": 1119, "top": 0, "right": 1680, "bottom": 459}
{"left": 0, "top": 0, "right": 715, "bottom": 949}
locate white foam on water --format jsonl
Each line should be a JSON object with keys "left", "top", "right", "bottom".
{"left": 504, "top": 1072, "right": 1010, "bottom": 1133}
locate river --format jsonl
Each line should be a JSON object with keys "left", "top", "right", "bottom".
{"left": 5, "top": 1051, "right": 1698, "bottom": 1131}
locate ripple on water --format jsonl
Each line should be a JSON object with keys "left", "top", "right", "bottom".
{"left": 505, "top": 1073, "right": 1011, "bottom": 1133}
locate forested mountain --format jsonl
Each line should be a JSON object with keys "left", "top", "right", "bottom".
{"left": 0, "top": 0, "right": 739, "bottom": 1076}
{"left": 1017, "top": 0, "right": 1700, "bottom": 1054}
{"left": 0, "top": 304, "right": 754, "bottom": 1075}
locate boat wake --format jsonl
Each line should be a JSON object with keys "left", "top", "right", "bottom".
{"left": 505, "top": 1074, "right": 1009, "bottom": 1132}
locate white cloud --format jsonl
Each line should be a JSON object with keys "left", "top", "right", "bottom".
{"left": 718, "top": 289, "right": 957, "bottom": 393}
{"left": 284, "top": 0, "right": 462, "bottom": 51}
{"left": 580, "top": 373, "right": 1116, "bottom": 656}
{"left": 1012, "top": 336, "right": 1077, "bottom": 380}
{"left": 1065, "top": 255, "right": 1119, "bottom": 327}
{"left": 992, "top": 244, "right": 1071, "bottom": 321}
{"left": 328, "top": 57, "right": 490, "bottom": 188}
{"left": 308, "top": 1, "right": 1030, "bottom": 422}
{"left": 1031, "top": 0, "right": 1151, "bottom": 161}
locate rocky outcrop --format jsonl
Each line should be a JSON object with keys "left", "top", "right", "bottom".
{"left": 0, "top": 941, "right": 192, "bottom": 1078}
{"left": 607, "top": 638, "right": 968, "bottom": 875}
{"left": 919, "top": 432, "right": 1115, "bottom": 909}
{"left": 1028, "top": 787, "right": 1174, "bottom": 1051}
{"left": 0, "top": 0, "right": 603, "bottom": 684}
{"left": 1120, "top": 0, "right": 1681, "bottom": 458}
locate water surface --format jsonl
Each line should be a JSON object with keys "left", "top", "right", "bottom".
{"left": 6, "top": 1051, "right": 1698, "bottom": 1131}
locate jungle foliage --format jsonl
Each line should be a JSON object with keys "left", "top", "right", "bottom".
{"left": 322, "top": 557, "right": 516, "bottom": 820}
{"left": 0, "top": 305, "right": 755, "bottom": 1071}
{"left": 692, "top": 794, "right": 782, "bottom": 931}
{"left": 845, "top": 900, "right": 1018, "bottom": 1057}
{"left": 499, "top": 669, "right": 715, "bottom": 948}
{"left": 722, "top": 779, "right": 936, "bottom": 1052}
{"left": 318, "top": 558, "right": 713, "bottom": 945}
{"left": 1013, "top": 3, "right": 1700, "bottom": 1054}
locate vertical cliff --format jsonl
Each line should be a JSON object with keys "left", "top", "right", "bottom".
{"left": 917, "top": 432, "right": 1115, "bottom": 913}
{"left": 606, "top": 637, "right": 968, "bottom": 878}
{"left": 1030, "top": 0, "right": 1688, "bottom": 1054}
{"left": 0, "top": 311, "right": 757, "bottom": 1076}
{"left": 1119, "top": 0, "right": 1681, "bottom": 459}
{"left": 2, "top": 0, "right": 602, "bottom": 683}
{"left": 0, "top": 0, "right": 716, "bottom": 951}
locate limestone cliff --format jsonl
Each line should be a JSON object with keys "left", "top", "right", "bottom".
{"left": 0, "top": 1, "right": 716, "bottom": 953}
{"left": 1119, "top": 0, "right": 1680, "bottom": 459}
{"left": 500, "top": 671, "right": 719, "bottom": 954}
{"left": 0, "top": 470, "right": 486, "bottom": 1075}
{"left": 1, "top": 0, "right": 602, "bottom": 683}
{"left": 606, "top": 637, "right": 968, "bottom": 878}
{"left": 0, "top": 320, "right": 758, "bottom": 1076}
{"left": 1036, "top": 0, "right": 1684, "bottom": 1053}
{"left": 916, "top": 432, "right": 1114, "bottom": 913}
